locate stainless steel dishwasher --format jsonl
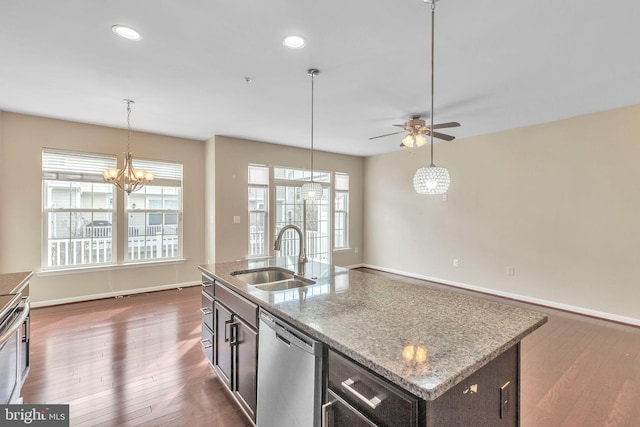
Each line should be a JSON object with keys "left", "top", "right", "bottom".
{"left": 257, "top": 309, "right": 323, "bottom": 427}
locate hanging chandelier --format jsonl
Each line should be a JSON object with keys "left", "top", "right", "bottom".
{"left": 413, "top": 0, "right": 451, "bottom": 195}
{"left": 103, "top": 99, "right": 154, "bottom": 194}
{"left": 301, "top": 68, "right": 323, "bottom": 202}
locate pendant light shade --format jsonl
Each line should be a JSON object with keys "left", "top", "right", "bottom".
{"left": 301, "top": 181, "right": 323, "bottom": 201}
{"left": 414, "top": 0, "right": 451, "bottom": 195}
{"left": 413, "top": 165, "right": 450, "bottom": 194}
{"left": 302, "top": 68, "right": 323, "bottom": 202}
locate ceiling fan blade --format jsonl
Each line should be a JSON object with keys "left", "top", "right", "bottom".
{"left": 425, "top": 130, "right": 456, "bottom": 141}
{"left": 392, "top": 124, "right": 408, "bottom": 128}
{"left": 429, "top": 121, "right": 461, "bottom": 130}
{"left": 368, "top": 130, "right": 406, "bottom": 140}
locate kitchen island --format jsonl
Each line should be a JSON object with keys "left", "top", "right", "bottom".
{"left": 199, "top": 258, "right": 547, "bottom": 426}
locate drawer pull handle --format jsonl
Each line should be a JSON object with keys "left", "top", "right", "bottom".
{"left": 321, "top": 400, "right": 335, "bottom": 427}
{"left": 199, "top": 307, "right": 213, "bottom": 315}
{"left": 200, "top": 339, "right": 212, "bottom": 349}
{"left": 341, "top": 377, "right": 385, "bottom": 409}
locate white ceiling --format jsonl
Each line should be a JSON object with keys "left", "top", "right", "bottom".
{"left": 1, "top": 0, "right": 638, "bottom": 157}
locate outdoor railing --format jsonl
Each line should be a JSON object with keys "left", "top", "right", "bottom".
{"left": 48, "top": 234, "right": 179, "bottom": 268}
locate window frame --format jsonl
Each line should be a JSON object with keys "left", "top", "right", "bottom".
{"left": 248, "top": 165, "right": 349, "bottom": 264}
{"left": 334, "top": 172, "right": 350, "bottom": 250}
{"left": 42, "top": 149, "right": 117, "bottom": 270}
{"left": 124, "top": 159, "right": 183, "bottom": 263}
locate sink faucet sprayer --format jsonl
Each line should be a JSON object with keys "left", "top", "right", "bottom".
{"left": 274, "top": 224, "right": 307, "bottom": 274}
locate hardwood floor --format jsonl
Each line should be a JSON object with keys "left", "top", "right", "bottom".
{"left": 23, "top": 271, "right": 640, "bottom": 426}
{"left": 22, "top": 286, "right": 253, "bottom": 427}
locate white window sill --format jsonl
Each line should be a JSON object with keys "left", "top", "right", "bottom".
{"left": 37, "top": 258, "right": 188, "bottom": 277}
{"left": 333, "top": 248, "right": 352, "bottom": 253}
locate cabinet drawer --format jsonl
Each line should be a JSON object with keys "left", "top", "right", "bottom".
{"left": 201, "top": 323, "right": 213, "bottom": 365}
{"left": 328, "top": 349, "right": 420, "bottom": 427}
{"left": 201, "top": 291, "right": 214, "bottom": 330}
{"left": 215, "top": 281, "right": 258, "bottom": 328}
{"left": 201, "top": 276, "right": 214, "bottom": 298}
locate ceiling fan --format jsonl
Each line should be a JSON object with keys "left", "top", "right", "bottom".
{"left": 368, "top": 114, "right": 460, "bottom": 147}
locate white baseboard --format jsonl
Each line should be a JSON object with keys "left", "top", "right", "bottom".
{"left": 361, "top": 264, "right": 640, "bottom": 327}
{"left": 31, "top": 281, "right": 202, "bottom": 308}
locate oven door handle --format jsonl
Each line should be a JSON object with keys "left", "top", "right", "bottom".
{"left": 0, "top": 301, "right": 30, "bottom": 346}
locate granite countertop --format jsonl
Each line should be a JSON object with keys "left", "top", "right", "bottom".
{"left": 0, "top": 271, "right": 32, "bottom": 296}
{"left": 199, "top": 258, "right": 547, "bottom": 401}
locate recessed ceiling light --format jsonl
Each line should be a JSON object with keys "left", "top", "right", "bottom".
{"left": 112, "top": 25, "right": 142, "bottom": 41}
{"left": 282, "top": 35, "right": 306, "bottom": 49}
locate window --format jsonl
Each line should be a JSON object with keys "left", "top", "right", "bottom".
{"left": 125, "top": 159, "right": 183, "bottom": 262}
{"left": 42, "top": 149, "right": 116, "bottom": 269}
{"left": 334, "top": 173, "right": 349, "bottom": 249}
{"left": 274, "top": 167, "right": 331, "bottom": 263}
{"left": 247, "top": 165, "right": 349, "bottom": 263}
{"left": 248, "top": 165, "right": 269, "bottom": 257}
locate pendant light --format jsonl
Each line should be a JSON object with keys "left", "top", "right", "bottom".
{"left": 413, "top": 0, "right": 451, "bottom": 195}
{"left": 103, "top": 99, "right": 154, "bottom": 194}
{"left": 301, "top": 68, "right": 323, "bottom": 201}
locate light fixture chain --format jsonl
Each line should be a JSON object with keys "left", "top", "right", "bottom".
{"left": 124, "top": 99, "right": 134, "bottom": 154}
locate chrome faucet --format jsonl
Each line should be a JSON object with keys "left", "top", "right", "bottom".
{"left": 274, "top": 224, "right": 307, "bottom": 273}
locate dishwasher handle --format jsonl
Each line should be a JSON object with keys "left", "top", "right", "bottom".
{"left": 260, "top": 310, "right": 322, "bottom": 356}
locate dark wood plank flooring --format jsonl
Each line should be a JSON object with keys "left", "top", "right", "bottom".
{"left": 22, "top": 286, "right": 252, "bottom": 427}
{"left": 22, "top": 270, "right": 640, "bottom": 426}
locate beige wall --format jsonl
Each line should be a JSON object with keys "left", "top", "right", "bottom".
{"left": 211, "top": 136, "right": 364, "bottom": 267}
{"left": 0, "top": 112, "right": 205, "bottom": 304}
{"left": 364, "top": 104, "right": 640, "bottom": 322}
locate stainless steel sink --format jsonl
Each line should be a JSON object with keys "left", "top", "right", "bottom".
{"left": 231, "top": 267, "right": 315, "bottom": 292}
{"left": 231, "top": 267, "right": 295, "bottom": 285}
{"left": 254, "top": 279, "right": 313, "bottom": 292}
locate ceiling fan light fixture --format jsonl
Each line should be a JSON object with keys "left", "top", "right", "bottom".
{"left": 402, "top": 133, "right": 427, "bottom": 148}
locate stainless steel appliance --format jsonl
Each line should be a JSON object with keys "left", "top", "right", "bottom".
{"left": 257, "top": 309, "right": 323, "bottom": 427}
{"left": 0, "top": 293, "right": 30, "bottom": 404}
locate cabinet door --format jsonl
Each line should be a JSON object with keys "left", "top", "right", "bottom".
{"left": 323, "top": 391, "right": 377, "bottom": 427}
{"left": 232, "top": 318, "right": 257, "bottom": 421}
{"left": 214, "top": 301, "right": 234, "bottom": 389}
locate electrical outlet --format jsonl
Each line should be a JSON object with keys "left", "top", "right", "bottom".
{"left": 506, "top": 266, "right": 516, "bottom": 277}
{"left": 453, "top": 258, "right": 459, "bottom": 268}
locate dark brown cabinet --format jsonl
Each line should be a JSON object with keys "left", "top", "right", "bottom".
{"left": 325, "top": 345, "right": 520, "bottom": 427}
{"left": 213, "top": 301, "right": 233, "bottom": 387}
{"left": 200, "top": 278, "right": 214, "bottom": 365}
{"left": 232, "top": 316, "right": 258, "bottom": 417}
{"left": 212, "top": 281, "right": 259, "bottom": 423}
{"left": 325, "top": 348, "right": 421, "bottom": 427}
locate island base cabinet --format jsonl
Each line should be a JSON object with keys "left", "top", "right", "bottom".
{"left": 213, "top": 301, "right": 233, "bottom": 388}
{"left": 323, "top": 390, "right": 377, "bottom": 427}
{"left": 326, "top": 344, "right": 520, "bottom": 427}
{"left": 212, "top": 281, "right": 259, "bottom": 424}
{"left": 425, "top": 344, "right": 520, "bottom": 427}
{"left": 234, "top": 317, "right": 257, "bottom": 421}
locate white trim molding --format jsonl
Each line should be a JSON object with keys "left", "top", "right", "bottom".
{"left": 31, "top": 281, "right": 201, "bottom": 308}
